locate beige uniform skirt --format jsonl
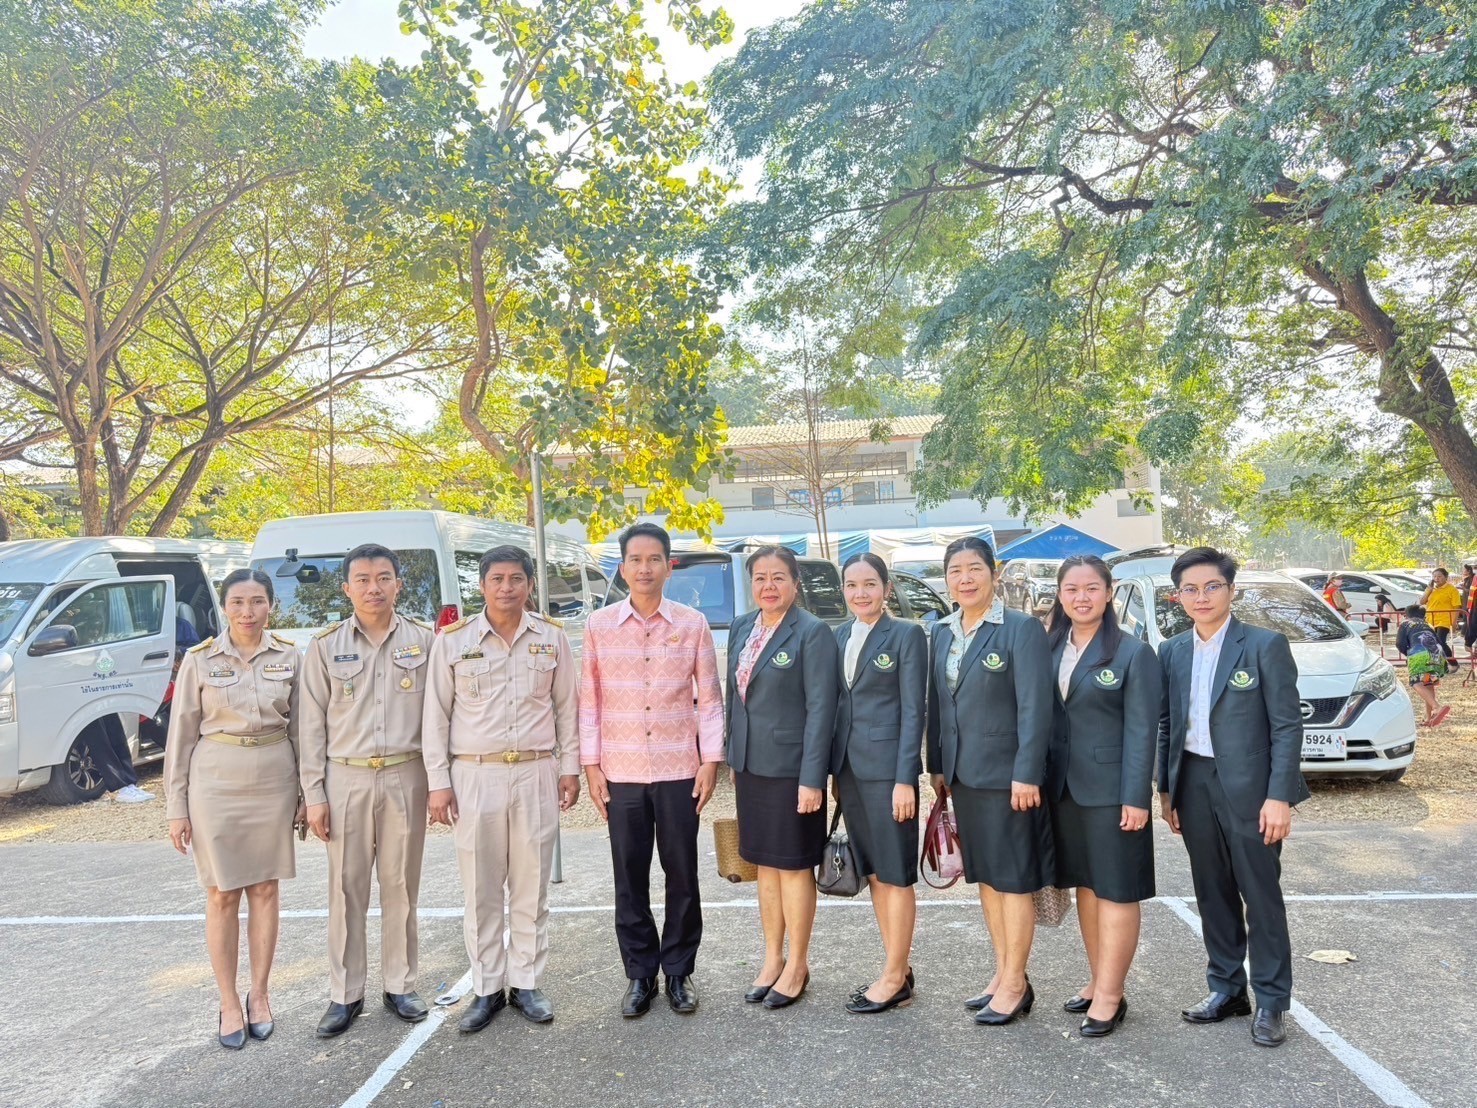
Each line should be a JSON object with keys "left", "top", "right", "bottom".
{"left": 186, "top": 739, "right": 298, "bottom": 891}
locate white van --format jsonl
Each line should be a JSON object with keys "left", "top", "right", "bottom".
{"left": 248, "top": 511, "right": 610, "bottom": 650}
{"left": 0, "top": 537, "right": 226, "bottom": 802}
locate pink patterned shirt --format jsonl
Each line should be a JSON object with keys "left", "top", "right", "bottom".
{"left": 579, "top": 596, "right": 724, "bottom": 783}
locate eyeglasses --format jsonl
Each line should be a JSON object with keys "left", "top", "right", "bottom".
{"left": 1177, "top": 583, "right": 1229, "bottom": 600}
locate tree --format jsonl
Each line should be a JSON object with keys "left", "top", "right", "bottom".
{"left": 710, "top": 1, "right": 1477, "bottom": 521}
{"left": 0, "top": 0, "right": 459, "bottom": 535}
{"left": 363, "top": 0, "right": 736, "bottom": 540}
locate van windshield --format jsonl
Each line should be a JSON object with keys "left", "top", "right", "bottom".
{"left": 250, "top": 551, "right": 441, "bottom": 628}
{"left": 0, "top": 583, "right": 41, "bottom": 641}
{"left": 1154, "top": 583, "right": 1352, "bottom": 643}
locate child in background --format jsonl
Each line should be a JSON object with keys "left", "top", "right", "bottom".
{"left": 1398, "top": 604, "right": 1451, "bottom": 728}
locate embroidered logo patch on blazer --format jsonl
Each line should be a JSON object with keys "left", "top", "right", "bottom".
{"left": 771, "top": 650, "right": 795, "bottom": 669}
{"left": 982, "top": 652, "right": 1005, "bottom": 671}
{"left": 873, "top": 653, "right": 895, "bottom": 671}
{"left": 1229, "top": 668, "right": 1258, "bottom": 690}
{"left": 1094, "top": 668, "right": 1120, "bottom": 688}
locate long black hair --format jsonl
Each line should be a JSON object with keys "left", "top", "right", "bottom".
{"left": 1045, "top": 555, "right": 1122, "bottom": 661}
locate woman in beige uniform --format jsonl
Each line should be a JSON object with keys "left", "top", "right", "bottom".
{"left": 165, "top": 569, "right": 303, "bottom": 1050}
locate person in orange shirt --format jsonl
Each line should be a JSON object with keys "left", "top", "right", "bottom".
{"left": 1420, "top": 568, "right": 1463, "bottom": 672}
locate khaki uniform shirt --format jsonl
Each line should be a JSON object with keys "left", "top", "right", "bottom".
{"left": 422, "top": 609, "right": 579, "bottom": 791}
{"left": 298, "top": 612, "right": 436, "bottom": 807}
{"left": 164, "top": 633, "right": 301, "bottom": 820}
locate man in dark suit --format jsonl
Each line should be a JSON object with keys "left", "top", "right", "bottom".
{"left": 1157, "top": 547, "right": 1311, "bottom": 1048}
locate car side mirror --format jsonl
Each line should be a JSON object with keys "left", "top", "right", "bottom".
{"left": 29, "top": 625, "right": 78, "bottom": 656}
{"left": 1352, "top": 621, "right": 1371, "bottom": 637}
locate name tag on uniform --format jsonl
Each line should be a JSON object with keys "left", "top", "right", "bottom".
{"left": 392, "top": 645, "right": 423, "bottom": 660}
{"left": 333, "top": 653, "right": 359, "bottom": 663}
{"left": 263, "top": 664, "right": 294, "bottom": 677}
{"left": 461, "top": 647, "right": 484, "bottom": 659}
{"left": 529, "top": 644, "right": 556, "bottom": 656}
{"left": 209, "top": 667, "right": 234, "bottom": 678}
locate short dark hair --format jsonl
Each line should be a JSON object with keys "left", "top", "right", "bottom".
{"left": 1170, "top": 546, "right": 1238, "bottom": 587}
{"left": 480, "top": 545, "right": 534, "bottom": 581}
{"left": 745, "top": 544, "right": 800, "bottom": 579}
{"left": 1405, "top": 603, "right": 1425, "bottom": 619}
{"left": 619, "top": 522, "right": 671, "bottom": 559}
{"left": 943, "top": 535, "right": 996, "bottom": 574}
{"left": 842, "top": 551, "right": 890, "bottom": 585}
{"left": 1434, "top": 566, "right": 1450, "bottom": 577}
{"left": 220, "top": 568, "right": 274, "bottom": 605}
{"left": 343, "top": 543, "right": 401, "bottom": 579}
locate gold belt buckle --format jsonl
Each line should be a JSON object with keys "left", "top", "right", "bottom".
{"left": 502, "top": 750, "right": 520, "bottom": 764}
{"left": 368, "top": 756, "right": 385, "bottom": 770}
{"left": 242, "top": 736, "right": 259, "bottom": 747}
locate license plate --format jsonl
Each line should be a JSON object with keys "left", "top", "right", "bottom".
{"left": 1302, "top": 731, "right": 1347, "bottom": 760}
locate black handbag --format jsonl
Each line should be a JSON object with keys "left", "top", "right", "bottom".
{"left": 816, "top": 803, "right": 864, "bottom": 897}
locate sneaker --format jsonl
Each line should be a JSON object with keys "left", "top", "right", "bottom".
{"left": 112, "top": 785, "right": 155, "bottom": 803}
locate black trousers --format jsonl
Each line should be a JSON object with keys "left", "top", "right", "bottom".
{"left": 607, "top": 778, "right": 702, "bottom": 979}
{"left": 1177, "top": 754, "right": 1293, "bottom": 1012}
{"left": 92, "top": 716, "right": 138, "bottom": 792}
{"left": 1435, "top": 626, "right": 1456, "bottom": 659}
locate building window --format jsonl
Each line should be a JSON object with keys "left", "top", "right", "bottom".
{"left": 853, "top": 481, "right": 877, "bottom": 505}
{"left": 1117, "top": 496, "right": 1152, "bottom": 517}
{"left": 752, "top": 486, "right": 775, "bottom": 508}
{"left": 878, "top": 481, "right": 895, "bottom": 501}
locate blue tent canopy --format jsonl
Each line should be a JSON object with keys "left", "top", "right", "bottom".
{"left": 996, "top": 523, "right": 1115, "bottom": 560}
{"left": 836, "top": 531, "right": 871, "bottom": 562}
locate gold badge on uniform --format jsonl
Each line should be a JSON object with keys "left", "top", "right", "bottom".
{"left": 343, "top": 679, "right": 355, "bottom": 699}
{"left": 392, "top": 645, "right": 423, "bottom": 660}
{"left": 400, "top": 676, "right": 414, "bottom": 689}
{"left": 668, "top": 632, "right": 682, "bottom": 643}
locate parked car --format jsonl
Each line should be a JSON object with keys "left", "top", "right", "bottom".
{"left": 1000, "top": 558, "right": 1064, "bottom": 616}
{"left": 1372, "top": 569, "right": 1433, "bottom": 592}
{"left": 249, "top": 511, "right": 608, "bottom": 650}
{"left": 888, "top": 548, "right": 950, "bottom": 602}
{"left": 1112, "top": 556, "right": 1418, "bottom": 782}
{"left": 0, "top": 537, "right": 229, "bottom": 803}
{"left": 1281, "top": 569, "right": 1422, "bottom": 620}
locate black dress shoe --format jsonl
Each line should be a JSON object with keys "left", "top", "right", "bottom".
{"left": 846, "top": 983, "right": 913, "bottom": 1015}
{"left": 383, "top": 991, "right": 429, "bottom": 1023}
{"left": 1063, "top": 994, "right": 1092, "bottom": 1014}
{"left": 762, "top": 971, "right": 809, "bottom": 1009}
{"left": 218, "top": 1011, "right": 247, "bottom": 1051}
{"left": 665, "top": 974, "right": 698, "bottom": 1014}
{"left": 1079, "top": 998, "right": 1128, "bottom": 1038}
{"left": 315, "top": 998, "right": 364, "bottom": 1039}
{"left": 974, "top": 982, "right": 1034, "bottom": 1026}
{"left": 853, "top": 968, "right": 915, "bottom": 1001}
{"left": 1181, "top": 991, "right": 1253, "bottom": 1024}
{"left": 244, "top": 992, "right": 273, "bottom": 1041}
{"left": 457, "top": 991, "right": 506, "bottom": 1033}
{"left": 745, "top": 983, "right": 773, "bottom": 1003}
{"left": 509, "top": 987, "right": 554, "bottom": 1023}
{"left": 622, "top": 977, "right": 658, "bottom": 1018}
{"left": 966, "top": 972, "right": 1025, "bottom": 1011}
{"left": 1252, "top": 1008, "right": 1287, "bottom": 1047}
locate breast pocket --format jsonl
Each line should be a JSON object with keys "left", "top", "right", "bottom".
{"left": 524, "top": 654, "right": 557, "bottom": 698}
{"left": 328, "top": 658, "right": 365, "bottom": 702}
{"left": 261, "top": 667, "right": 294, "bottom": 714}
{"left": 201, "top": 671, "right": 242, "bottom": 714}
{"left": 454, "top": 659, "right": 493, "bottom": 701}
{"left": 392, "top": 654, "right": 427, "bottom": 695}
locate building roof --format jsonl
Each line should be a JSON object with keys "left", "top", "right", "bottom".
{"left": 725, "top": 414, "right": 939, "bottom": 449}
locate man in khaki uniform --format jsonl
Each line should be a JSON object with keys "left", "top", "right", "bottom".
{"left": 299, "top": 544, "right": 436, "bottom": 1038}
{"left": 424, "top": 545, "right": 580, "bottom": 1031}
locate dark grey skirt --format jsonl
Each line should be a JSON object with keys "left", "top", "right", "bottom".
{"left": 951, "top": 783, "right": 1055, "bottom": 894}
{"left": 735, "top": 769, "right": 827, "bottom": 871}
{"left": 837, "top": 764, "right": 918, "bottom": 888}
{"left": 1050, "top": 788, "right": 1155, "bottom": 903}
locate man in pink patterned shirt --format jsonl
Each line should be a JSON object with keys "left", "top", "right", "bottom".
{"left": 580, "top": 523, "right": 724, "bottom": 1019}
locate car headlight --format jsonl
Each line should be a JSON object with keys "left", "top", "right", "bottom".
{"left": 1354, "top": 658, "right": 1397, "bottom": 700}
{"left": 0, "top": 694, "right": 13, "bottom": 723}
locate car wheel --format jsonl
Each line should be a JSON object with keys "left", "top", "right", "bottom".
{"left": 36, "top": 726, "right": 110, "bottom": 805}
{"left": 1379, "top": 768, "right": 1408, "bottom": 783}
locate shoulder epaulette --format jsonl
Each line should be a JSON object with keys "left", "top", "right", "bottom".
{"left": 270, "top": 632, "right": 296, "bottom": 648}
{"left": 443, "top": 615, "right": 471, "bottom": 633}
{"left": 313, "top": 621, "right": 343, "bottom": 640}
{"left": 187, "top": 637, "right": 213, "bottom": 653}
{"left": 410, "top": 618, "right": 434, "bottom": 631}
{"left": 532, "top": 611, "right": 564, "bottom": 628}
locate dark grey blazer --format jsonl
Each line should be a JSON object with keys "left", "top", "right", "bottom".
{"left": 1156, "top": 616, "right": 1312, "bottom": 820}
{"left": 925, "top": 607, "right": 1053, "bottom": 789}
{"left": 830, "top": 614, "right": 927, "bottom": 784}
{"left": 725, "top": 605, "right": 839, "bottom": 790}
{"left": 1047, "top": 627, "right": 1161, "bottom": 810}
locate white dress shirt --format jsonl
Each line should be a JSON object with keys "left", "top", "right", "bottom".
{"left": 1186, "top": 618, "right": 1232, "bottom": 757}
{"left": 844, "top": 617, "right": 878, "bottom": 686}
{"left": 1058, "top": 637, "right": 1084, "bottom": 700}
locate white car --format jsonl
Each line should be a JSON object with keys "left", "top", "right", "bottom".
{"left": 1113, "top": 559, "right": 1417, "bottom": 782}
{"left": 1280, "top": 568, "right": 1422, "bottom": 619}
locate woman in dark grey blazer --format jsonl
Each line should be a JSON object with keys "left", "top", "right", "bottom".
{"left": 926, "top": 536, "right": 1054, "bottom": 1027}
{"left": 726, "top": 545, "right": 840, "bottom": 1009}
{"left": 1045, "top": 555, "right": 1161, "bottom": 1038}
{"left": 832, "top": 553, "right": 927, "bottom": 1015}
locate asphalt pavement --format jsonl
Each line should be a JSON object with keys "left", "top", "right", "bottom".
{"left": 1, "top": 820, "right": 1472, "bottom": 1108}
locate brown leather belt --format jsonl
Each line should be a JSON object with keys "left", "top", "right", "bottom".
{"left": 453, "top": 750, "right": 553, "bottom": 765}
{"left": 331, "top": 752, "right": 422, "bottom": 770}
{"left": 203, "top": 729, "right": 288, "bottom": 748}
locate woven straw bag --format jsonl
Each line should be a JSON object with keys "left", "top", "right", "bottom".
{"left": 713, "top": 818, "right": 757, "bottom": 883}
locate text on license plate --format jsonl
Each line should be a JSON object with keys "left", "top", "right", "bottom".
{"left": 1302, "top": 731, "right": 1347, "bottom": 760}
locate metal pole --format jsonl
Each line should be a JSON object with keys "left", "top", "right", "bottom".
{"left": 531, "top": 453, "right": 564, "bottom": 884}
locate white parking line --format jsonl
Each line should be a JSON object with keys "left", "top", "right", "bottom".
{"left": 1158, "top": 896, "right": 1432, "bottom": 1108}
{"left": 338, "top": 970, "right": 473, "bottom": 1108}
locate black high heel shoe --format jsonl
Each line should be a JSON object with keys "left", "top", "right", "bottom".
{"left": 1079, "top": 998, "right": 1128, "bottom": 1038}
{"left": 745, "top": 965, "right": 785, "bottom": 1004}
{"left": 762, "top": 970, "right": 809, "bottom": 1009}
{"left": 218, "top": 1010, "right": 247, "bottom": 1051}
{"left": 846, "top": 982, "right": 913, "bottom": 1015}
{"left": 851, "top": 967, "right": 915, "bottom": 1001}
{"left": 974, "top": 981, "right": 1034, "bottom": 1026}
{"left": 244, "top": 991, "right": 274, "bottom": 1041}
{"left": 1063, "top": 993, "right": 1092, "bottom": 1014}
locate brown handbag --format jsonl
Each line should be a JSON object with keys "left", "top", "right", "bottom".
{"left": 919, "top": 793, "right": 964, "bottom": 889}
{"left": 713, "top": 818, "right": 757, "bottom": 883}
